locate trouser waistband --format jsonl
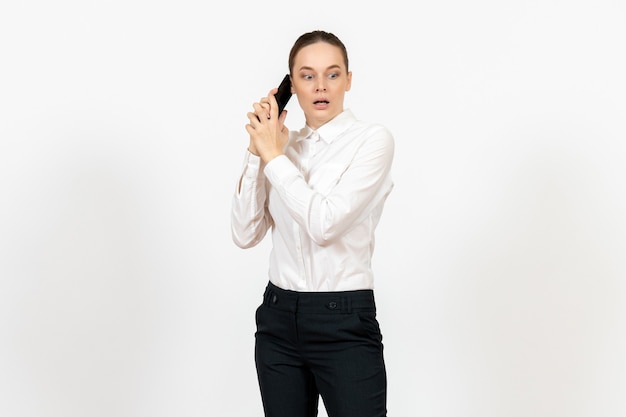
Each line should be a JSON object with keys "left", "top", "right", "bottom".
{"left": 262, "top": 281, "right": 376, "bottom": 314}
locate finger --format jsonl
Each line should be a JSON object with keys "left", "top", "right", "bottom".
{"left": 252, "top": 102, "right": 264, "bottom": 117}
{"left": 259, "top": 95, "right": 272, "bottom": 108}
{"left": 260, "top": 95, "right": 272, "bottom": 104}
{"left": 278, "top": 109, "right": 288, "bottom": 124}
{"left": 267, "top": 93, "right": 279, "bottom": 119}
{"left": 261, "top": 89, "right": 279, "bottom": 116}
{"left": 253, "top": 102, "right": 270, "bottom": 120}
{"left": 248, "top": 111, "right": 264, "bottom": 126}
{"left": 247, "top": 111, "right": 259, "bottom": 124}
{"left": 261, "top": 102, "right": 271, "bottom": 118}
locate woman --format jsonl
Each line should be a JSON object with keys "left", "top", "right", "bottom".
{"left": 231, "top": 30, "right": 394, "bottom": 417}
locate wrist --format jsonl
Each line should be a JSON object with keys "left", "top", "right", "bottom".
{"left": 261, "top": 151, "right": 283, "bottom": 164}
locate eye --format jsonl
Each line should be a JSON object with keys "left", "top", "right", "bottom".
{"left": 328, "top": 72, "right": 339, "bottom": 79}
{"left": 303, "top": 74, "right": 313, "bottom": 80}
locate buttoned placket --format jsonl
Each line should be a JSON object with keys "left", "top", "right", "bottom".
{"left": 299, "top": 131, "right": 320, "bottom": 179}
{"left": 295, "top": 130, "right": 320, "bottom": 287}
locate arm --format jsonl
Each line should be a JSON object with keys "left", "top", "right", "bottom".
{"left": 230, "top": 151, "right": 274, "bottom": 248}
{"left": 264, "top": 125, "right": 394, "bottom": 246}
{"left": 231, "top": 89, "right": 288, "bottom": 248}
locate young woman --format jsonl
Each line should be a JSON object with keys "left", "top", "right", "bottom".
{"left": 231, "top": 30, "right": 394, "bottom": 417}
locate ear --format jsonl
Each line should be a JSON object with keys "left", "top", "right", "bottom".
{"left": 345, "top": 71, "right": 353, "bottom": 92}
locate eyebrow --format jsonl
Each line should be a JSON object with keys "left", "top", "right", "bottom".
{"left": 298, "top": 64, "right": 343, "bottom": 72}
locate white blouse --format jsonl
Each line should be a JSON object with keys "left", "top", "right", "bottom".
{"left": 231, "top": 109, "right": 394, "bottom": 292}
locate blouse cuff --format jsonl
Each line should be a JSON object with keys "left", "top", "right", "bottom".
{"left": 263, "top": 155, "right": 300, "bottom": 186}
{"left": 242, "top": 150, "right": 263, "bottom": 179}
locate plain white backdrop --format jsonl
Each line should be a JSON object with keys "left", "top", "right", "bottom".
{"left": 1, "top": 1, "right": 625, "bottom": 416}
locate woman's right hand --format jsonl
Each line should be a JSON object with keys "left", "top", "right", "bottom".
{"left": 245, "top": 88, "right": 289, "bottom": 163}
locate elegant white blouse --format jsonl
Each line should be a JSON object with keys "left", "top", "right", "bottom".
{"left": 232, "top": 109, "right": 394, "bottom": 291}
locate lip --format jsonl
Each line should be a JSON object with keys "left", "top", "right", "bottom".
{"left": 313, "top": 97, "right": 330, "bottom": 108}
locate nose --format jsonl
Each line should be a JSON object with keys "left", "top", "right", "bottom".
{"left": 315, "top": 82, "right": 327, "bottom": 92}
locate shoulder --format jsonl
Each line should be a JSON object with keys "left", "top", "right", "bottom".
{"left": 341, "top": 109, "right": 393, "bottom": 142}
{"left": 354, "top": 120, "right": 393, "bottom": 138}
{"left": 350, "top": 120, "right": 394, "bottom": 152}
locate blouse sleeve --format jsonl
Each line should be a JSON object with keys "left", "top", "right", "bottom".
{"left": 263, "top": 125, "right": 394, "bottom": 246}
{"left": 230, "top": 151, "right": 273, "bottom": 248}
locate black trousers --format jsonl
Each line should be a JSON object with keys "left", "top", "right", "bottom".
{"left": 255, "top": 281, "right": 387, "bottom": 417}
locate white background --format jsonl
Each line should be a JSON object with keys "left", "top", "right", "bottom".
{"left": 1, "top": 1, "right": 625, "bottom": 416}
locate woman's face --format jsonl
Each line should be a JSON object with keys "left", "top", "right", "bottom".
{"left": 290, "top": 41, "right": 352, "bottom": 130}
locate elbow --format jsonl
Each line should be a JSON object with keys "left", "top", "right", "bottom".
{"left": 306, "top": 197, "right": 351, "bottom": 246}
{"left": 231, "top": 230, "right": 259, "bottom": 249}
{"left": 231, "top": 221, "right": 264, "bottom": 248}
{"left": 308, "top": 225, "right": 341, "bottom": 247}
{"left": 231, "top": 216, "right": 268, "bottom": 249}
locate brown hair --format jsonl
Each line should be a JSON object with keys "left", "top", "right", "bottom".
{"left": 288, "top": 30, "right": 349, "bottom": 75}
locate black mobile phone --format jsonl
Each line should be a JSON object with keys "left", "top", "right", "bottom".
{"left": 275, "top": 74, "right": 292, "bottom": 113}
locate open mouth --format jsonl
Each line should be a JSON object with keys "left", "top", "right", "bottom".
{"left": 314, "top": 100, "right": 329, "bottom": 105}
